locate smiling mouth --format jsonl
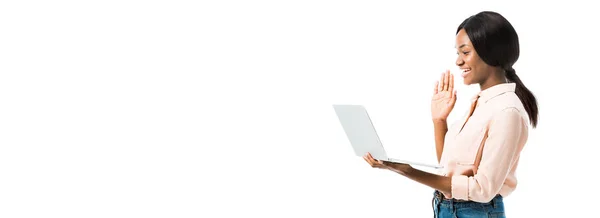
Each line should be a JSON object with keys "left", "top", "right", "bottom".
{"left": 461, "top": 69, "right": 471, "bottom": 77}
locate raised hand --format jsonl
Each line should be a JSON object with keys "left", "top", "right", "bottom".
{"left": 431, "top": 70, "right": 457, "bottom": 121}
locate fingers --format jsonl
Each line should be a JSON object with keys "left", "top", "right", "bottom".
{"left": 449, "top": 90, "right": 457, "bottom": 105}
{"left": 438, "top": 72, "right": 444, "bottom": 92}
{"left": 436, "top": 70, "right": 455, "bottom": 93}
{"left": 444, "top": 70, "right": 450, "bottom": 91}
{"left": 366, "top": 153, "right": 375, "bottom": 164}
{"left": 363, "top": 153, "right": 375, "bottom": 167}
{"left": 363, "top": 153, "right": 384, "bottom": 168}
{"left": 441, "top": 72, "right": 447, "bottom": 91}
{"left": 368, "top": 153, "right": 380, "bottom": 164}
{"left": 448, "top": 70, "right": 454, "bottom": 93}
{"left": 452, "top": 90, "right": 457, "bottom": 101}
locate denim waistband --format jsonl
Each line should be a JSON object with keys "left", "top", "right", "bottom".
{"left": 432, "top": 190, "right": 503, "bottom": 208}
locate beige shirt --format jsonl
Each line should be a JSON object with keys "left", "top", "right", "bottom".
{"left": 440, "top": 83, "right": 529, "bottom": 203}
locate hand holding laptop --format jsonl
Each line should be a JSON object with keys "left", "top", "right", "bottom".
{"left": 362, "top": 152, "right": 412, "bottom": 173}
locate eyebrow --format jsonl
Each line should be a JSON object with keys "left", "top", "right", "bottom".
{"left": 456, "top": 44, "right": 469, "bottom": 49}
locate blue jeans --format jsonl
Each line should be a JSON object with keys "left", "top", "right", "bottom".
{"left": 432, "top": 191, "right": 505, "bottom": 218}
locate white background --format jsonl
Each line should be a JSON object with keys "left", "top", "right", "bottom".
{"left": 1, "top": 0, "right": 598, "bottom": 217}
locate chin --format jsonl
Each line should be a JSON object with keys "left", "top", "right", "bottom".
{"left": 462, "top": 76, "right": 477, "bottom": 85}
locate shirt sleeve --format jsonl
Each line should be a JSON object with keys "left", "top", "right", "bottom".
{"left": 450, "top": 107, "right": 526, "bottom": 202}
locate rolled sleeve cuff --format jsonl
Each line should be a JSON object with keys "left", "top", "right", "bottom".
{"left": 451, "top": 175, "right": 469, "bottom": 200}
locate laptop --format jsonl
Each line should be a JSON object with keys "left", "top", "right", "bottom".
{"left": 333, "top": 104, "right": 442, "bottom": 169}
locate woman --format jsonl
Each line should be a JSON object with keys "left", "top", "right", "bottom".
{"left": 363, "top": 11, "right": 538, "bottom": 217}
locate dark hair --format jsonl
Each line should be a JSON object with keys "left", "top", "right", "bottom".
{"left": 457, "top": 11, "right": 538, "bottom": 128}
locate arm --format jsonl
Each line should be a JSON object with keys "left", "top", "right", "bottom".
{"left": 366, "top": 108, "right": 527, "bottom": 202}
{"left": 364, "top": 108, "right": 525, "bottom": 202}
{"left": 364, "top": 153, "right": 452, "bottom": 195}
{"left": 450, "top": 108, "right": 525, "bottom": 202}
{"left": 431, "top": 71, "right": 456, "bottom": 163}
{"left": 433, "top": 119, "right": 448, "bottom": 163}
{"left": 393, "top": 164, "right": 452, "bottom": 194}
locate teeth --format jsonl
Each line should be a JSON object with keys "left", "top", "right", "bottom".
{"left": 461, "top": 69, "right": 471, "bottom": 77}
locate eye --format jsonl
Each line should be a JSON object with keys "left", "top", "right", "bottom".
{"left": 463, "top": 51, "right": 470, "bottom": 55}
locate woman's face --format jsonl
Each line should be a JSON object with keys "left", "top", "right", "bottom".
{"left": 455, "top": 29, "right": 492, "bottom": 85}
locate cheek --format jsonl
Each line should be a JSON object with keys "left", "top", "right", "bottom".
{"left": 464, "top": 56, "right": 475, "bottom": 69}
{"left": 464, "top": 57, "right": 481, "bottom": 84}
{"left": 465, "top": 57, "right": 482, "bottom": 78}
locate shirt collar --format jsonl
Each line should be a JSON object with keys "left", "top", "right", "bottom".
{"left": 475, "top": 83, "right": 516, "bottom": 104}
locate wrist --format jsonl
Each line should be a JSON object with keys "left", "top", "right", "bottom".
{"left": 432, "top": 118, "right": 447, "bottom": 123}
{"left": 401, "top": 166, "right": 413, "bottom": 176}
{"left": 391, "top": 164, "right": 413, "bottom": 175}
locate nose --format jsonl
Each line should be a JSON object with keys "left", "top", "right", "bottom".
{"left": 455, "top": 55, "right": 464, "bottom": 67}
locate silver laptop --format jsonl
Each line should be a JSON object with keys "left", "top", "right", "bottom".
{"left": 333, "top": 104, "right": 442, "bottom": 169}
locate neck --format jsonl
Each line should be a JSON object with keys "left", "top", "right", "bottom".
{"left": 479, "top": 68, "right": 507, "bottom": 91}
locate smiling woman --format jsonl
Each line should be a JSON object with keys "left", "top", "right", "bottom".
{"left": 363, "top": 11, "right": 538, "bottom": 218}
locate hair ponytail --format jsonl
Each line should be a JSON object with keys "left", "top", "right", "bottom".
{"left": 505, "top": 68, "right": 538, "bottom": 128}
